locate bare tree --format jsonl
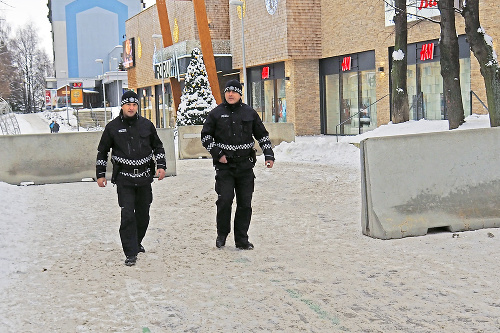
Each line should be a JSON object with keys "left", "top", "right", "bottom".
{"left": 10, "top": 23, "right": 50, "bottom": 113}
{"left": 438, "top": 0, "right": 464, "bottom": 129}
{"left": 0, "top": 17, "right": 24, "bottom": 111}
{"left": 462, "top": 0, "right": 500, "bottom": 127}
{"left": 391, "top": 0, "right": 410, "bottom": 123}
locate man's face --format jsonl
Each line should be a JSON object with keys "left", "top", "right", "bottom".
{"left": 225, "top": 90, "right": 241, "bottom": 105}
{"left": 122, "top": 102, "right": 138, "bottom": 118}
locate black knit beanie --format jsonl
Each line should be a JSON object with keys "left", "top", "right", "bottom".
{"left": 121, "top": 90, "right": 139, "bottom": 106}
{"left": 224, "top": 79, "right": 242, "bottom": 95}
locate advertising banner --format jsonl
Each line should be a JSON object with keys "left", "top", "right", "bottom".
{"left": 45, "top": 90, "right": 52, "bottom": 110}
{"left": 123, "top": 38, "right": 135, "bottom": 69}
{"left": 71, "top": 88, "right": 83, "bottom": 106}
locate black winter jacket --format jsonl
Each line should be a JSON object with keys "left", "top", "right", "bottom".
{"left": 201, "top": 100, "right": 274, "bottom": 169}
{"left": 96, "top": 112, "right": 166, "bottom": 186}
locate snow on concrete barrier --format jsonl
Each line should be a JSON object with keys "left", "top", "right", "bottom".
{"left": 0, "top": 129, "right": 176, "bottom": 185}
{"left": 360, "top": 127, "right": 500, "bottom": 239}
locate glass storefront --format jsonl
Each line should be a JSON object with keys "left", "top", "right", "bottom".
{"left": 396, "top": 36, "right": 471, "bottom": 121}
{"left": 155, "top": 83, "right": 174, "bottom": 128}
{"left": 138, "top": 86, "right": 153, "bottom": 121}
{"left": 320, "top": 51, "right": 377, "bottom": 135}
{"left": 249, "top": 62, "right": 287, "bottom": 123}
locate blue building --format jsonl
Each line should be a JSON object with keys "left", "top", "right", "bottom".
{"left": 48, "top": 0, "right": 144, "bottom": 94}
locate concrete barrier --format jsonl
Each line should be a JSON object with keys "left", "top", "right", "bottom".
{"left": 178, "top": 125, "right": 211, "bottom": 160}
{"left": 0, "top": 128, "right": 176, "bottom": 185}
{"left": 178, "top": 122, "right": 295, "bottom": 159}
{"left": 360, "top": 127, "right": 500, "bottom": 239}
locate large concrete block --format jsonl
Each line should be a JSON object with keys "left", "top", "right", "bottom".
{"left": 178, "top": 125, "right": 211, "bottom": 160}
{"left": 177, "top": 122, "right": 295, "bottom": 159}
{"left": 360, "top": 127, "right": 500, "bottom": 239}
{"left": 0, "top": 128, "right": 176, "bottom": 185}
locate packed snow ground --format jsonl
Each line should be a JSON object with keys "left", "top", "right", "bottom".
{"left": 1, "top": 112, "right": 498, "bottom": 332}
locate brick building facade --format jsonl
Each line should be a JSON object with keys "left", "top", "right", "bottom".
{"left": 126, "top": 0, "right": 499, "bottom": 135}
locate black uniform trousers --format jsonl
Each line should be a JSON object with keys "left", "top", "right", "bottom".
{"left": 116, "top": 183, "right": 153, "bottom": 257}
{"left": 215, "top": 167, "right": 255, "bottom": 245}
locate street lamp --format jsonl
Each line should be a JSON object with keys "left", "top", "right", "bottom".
{"left": 112, "top": 57, "right": 120, "bottom": 108}
{"left": 95, "top": 59, "right": 107, "bottom": 125}
{"left": 229, "top": 0, "right": 247, "bottom": 104}
{"left": 60, "top": 70, "right": 70, "bottom": 125}
{"left": 152, "top": 34, "right": 167, "bottom": 128}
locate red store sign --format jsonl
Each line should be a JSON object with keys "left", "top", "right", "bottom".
{"left": 262, "top": 66, "right": 270, "bottom": 79}
{"left": 341, "top": 57, "right": 351, "bottom": 71}
{"left": 420, "top": 43, "right": 434, "bottom": 61}
{"left": 418, "top": 0, "right": 437, "bottom": 10}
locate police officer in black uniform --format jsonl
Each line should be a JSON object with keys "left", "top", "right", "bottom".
{"left": 96, "top": 90, "right": 167, "bottom": 266}
{"left": 201, "top": 79, "right": 275, "bottom": 250}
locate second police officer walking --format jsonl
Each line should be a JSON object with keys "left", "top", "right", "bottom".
{"left": 96, "top": 90, "right": 166, "bottom": 266}
{"left": 201, "top": 79, "right": 275, "bottom": 250}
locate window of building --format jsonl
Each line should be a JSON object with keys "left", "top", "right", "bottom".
{"left": 393, "top": 36, "right": 471, "bottom": 121}
{"left": 248, "top": 62, "right": 286, "bottom": 123}
{"left": 320, "top": 51, "right": 376, "bottom": 135}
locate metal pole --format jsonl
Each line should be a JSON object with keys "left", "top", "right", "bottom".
{"left": 102, "top": 63, "right": 107, "bottom": 125}
{"left": 113, "top": 58, "right": 120, "bottom": 109}
{"left": 65, "top": 83, "right": 69, "bottom": 125}
{"left": 241, "top": 10, "right": 247, "bottom": 105}
{"left": 161, "top": 50, "right": 166, "bottom": 128}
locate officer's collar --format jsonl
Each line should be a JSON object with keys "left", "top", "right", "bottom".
{"left": 120, "top": 110, "right": 139, "bottom": 124}
{"left": 224, "top": 100, "right": 242, "bottom": 109}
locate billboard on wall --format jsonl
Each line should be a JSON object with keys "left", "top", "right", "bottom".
{"left": 45, "top": 90, "right": 52, "bottom": 110}
{"left": 70, "top": 82, "right": 83, "bottom": 106}
{"left": 123, "top": 38, "right": 135, "bottom": 69}
{"left": 45, "top": 90, "right": 58, "bottom": 110}
{"left": 385, "top": 0, "right": 460, "bottom": 26}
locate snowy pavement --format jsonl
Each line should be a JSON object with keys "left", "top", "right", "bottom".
{"left": 0, "top": 113, "right": 499, "bottom": 332}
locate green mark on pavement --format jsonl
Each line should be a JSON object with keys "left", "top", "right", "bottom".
{"left": 285, "top": 289, "right": 349, "bottom": 331}
{"left": 143, "top": 328, "right": 151, "bottom": 333}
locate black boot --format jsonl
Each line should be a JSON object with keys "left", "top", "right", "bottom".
{"left": 216, "top": 235, "right": 227, "bottom": 248}
{"left": 236, "top": 242, "right": 254, "bottom": 250}
{"left": 125, "top": 255, "right": 137, "bottom": 266}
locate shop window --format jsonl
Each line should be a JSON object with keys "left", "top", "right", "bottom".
{"left": 360, "top": 70, "right": 377, "bottom": 131}
{"left": 252, "top": 81, "right": 264, "bottom": 120}
{"left": 277, "top": 78, "right": 287, "bottom": 122}
{"left": 264, "top": 80, "right": 274, "bottom": 122}
{"left": 252, "top": 79, "right": 286, "bottom": 123}
{"left": 325, "top": 74, "right": 340, "bottom": 134}
{"left": 460, "top": 57, "right": 471, "bottom": 116}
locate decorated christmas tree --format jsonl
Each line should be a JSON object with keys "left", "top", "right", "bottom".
{"left": 176, "top": 48, "right": 217, "bottom": 126}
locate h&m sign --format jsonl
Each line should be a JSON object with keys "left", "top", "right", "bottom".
{"left": 385, "top": 0, "right": 460, "bottom": 26}
{"left": 420, "top": 43, "right": 434, "bottom": 61}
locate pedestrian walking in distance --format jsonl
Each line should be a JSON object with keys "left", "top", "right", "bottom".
{"left": 201, "top": 79, "right": 275, "bottom": 250}
{"left": 95, "top": 90, "right": 167, "bottom": 266}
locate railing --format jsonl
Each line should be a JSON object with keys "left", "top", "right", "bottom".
{"left": 0, "top": 97, "right": 21, "bottom": 135}
{"left": 335, "top": 94, "right": 389, "bottom": 142}
{"left": 470, "top": 90, "right": 488, "bottom": 112}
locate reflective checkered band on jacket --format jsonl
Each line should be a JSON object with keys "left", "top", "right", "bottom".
{"left": 216, "top": 142, "right": 255, "bottom": 151}
{"left": 258, "top": 136, "right": 270, "bottom": 143}
{"left": 119, "top": 170, "right": 150, "bottom": 178}
{"left": 201, "top": 135, "right": 212, "bottom": 143}
{"left": 112, "top": 153, "right": 153, "bottom": 166}
{"left": 154, "top": 153, "right": 165, "bottom": 160}
{"left": 261, "top": 143, "right": 272, "bottom": 150}
{"left": 96, "top": 159, "right": 107, "bottom": 167}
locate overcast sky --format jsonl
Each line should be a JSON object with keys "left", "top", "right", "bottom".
{"left": 0, "top": 0, "right": 155, "bottom": 59}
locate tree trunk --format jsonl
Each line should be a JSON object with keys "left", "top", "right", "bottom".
{"left": 462, "top": 0, "right": 500, "bottom": 127}
{"left": 391, "top": 0, "right": 410, "bottom": 124}
{"left": 438, "top": 0, "right": 464, "bottom": 129}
